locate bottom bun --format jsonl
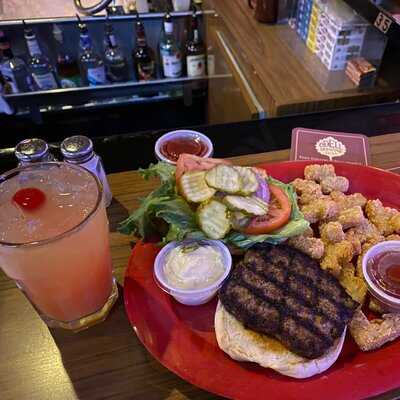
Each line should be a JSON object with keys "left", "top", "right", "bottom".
{"left": 215, "top": 301, "right": 346, "bottom": 379}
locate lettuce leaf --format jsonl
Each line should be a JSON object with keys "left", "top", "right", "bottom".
{"left": 119, "top": 162, "right": 309, "bottom": 248}
{"left": 139, "top": 162, "right": 176, "bottom": 183}
{"left": 224, "top": 176, "right": 309, "bottom": 249}
{"left": 118, "top": 195, "right": 168, "bottom": 238}
{"left": 153, "top": 197, "right": 205, "bottom": 242}
{"left": 118, "top": 162, "right": 202, "bottom": 241}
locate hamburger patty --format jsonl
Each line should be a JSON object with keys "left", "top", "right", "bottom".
{"left": 219, "top": 244, "right": 358, "bottom": 359}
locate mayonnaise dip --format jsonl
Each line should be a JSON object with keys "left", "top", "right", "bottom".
{"left": 164, "top": 244, "right": 226, "bottom": 290}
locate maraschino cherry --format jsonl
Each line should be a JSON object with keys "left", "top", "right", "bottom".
{"left": 13, "top": 188, "right": 46, "bottom": 211}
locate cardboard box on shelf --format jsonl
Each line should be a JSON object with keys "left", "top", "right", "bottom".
{"left": 345, "top": 57, "right": 377, "bottom": 86}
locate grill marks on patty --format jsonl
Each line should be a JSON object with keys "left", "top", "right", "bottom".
{"left": 220, "top": 244, "right": 358, "bottom": 359}
{"left": 225, "top": 284, "right": 281, "bottom": 334}
{"left": 239, "top": 267, "right": 285, "bottom": 303}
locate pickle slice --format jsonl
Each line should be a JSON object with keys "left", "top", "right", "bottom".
{"left": 197, "top": 200, "right": 231, "bottom": 239}
{"left": 231, "top": 211, "right": 251, "bottom": 231}
{"left": 205, "top": 165, "right": 241, "bottom": 193}
{"left": 224, "top": 195, "right": 269, "bottom": 216}
{"left": 179, "top": 171, "right": 216, "bottom": 203}
{"left": 234, "top": 166, "right": 259, "bottom": 195}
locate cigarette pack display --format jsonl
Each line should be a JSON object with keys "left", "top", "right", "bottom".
{"left": 320, "top": 56, "right": 346, "bottom": 71}
{"left": 313, "top": 0, "right": 368, "bottom": 70}
{"left": 285, "top": 0, "right": 387, "bottom": 91}
{"left": 316, "top": 29, "right": 366, "bottom": 71}
{"left": 296, "top": 0, "right": 313, "bottom": 41}
{"left": 306, "top": 2, "right": 321, "bottom": 53}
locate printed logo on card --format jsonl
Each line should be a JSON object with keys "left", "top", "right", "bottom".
{"left": 315, "top": 136, "right": 347, "bottom": 161}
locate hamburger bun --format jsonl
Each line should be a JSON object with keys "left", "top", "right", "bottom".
{"left": 215, "top": 301, "right": 346, "bottom": 379}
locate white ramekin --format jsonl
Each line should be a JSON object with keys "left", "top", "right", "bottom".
{"left": 154, "top": 130, "right": 214, "bottom": 165}
{"left": 153, "top": 239, "right": 232, "bottom": 306}
{"left": 362, "top": 240, "right": 400, "bottom": 312}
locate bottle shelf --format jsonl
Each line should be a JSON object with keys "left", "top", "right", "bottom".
{"left": 1, "top": 10, "right": 216, "bottom": 120}
{"left": 4, "top": 74, "right": 230, "bottom": 120}
{"left": 0, "top": 10, "right": 214, "bottom": 28}
{"left": 4, "top": 75, "right": 207, "bottom": 103}
{"left": 342, "top": 0, "right": 400, "bottom": 48}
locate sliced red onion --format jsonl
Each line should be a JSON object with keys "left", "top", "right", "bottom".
{"left": 254, "top": 173, "right": 270, "bottom": 203}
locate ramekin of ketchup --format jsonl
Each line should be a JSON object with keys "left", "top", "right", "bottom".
{"left": 363, "top": 241, "right": 400, "bottom": 312}
{"left": 155, "top": 130, "right": 213, "bottom": 164}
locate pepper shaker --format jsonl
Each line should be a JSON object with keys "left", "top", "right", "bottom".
{"left": 61, "top": 135, "right": 113, "bottom": 207}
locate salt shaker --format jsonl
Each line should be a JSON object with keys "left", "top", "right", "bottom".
{"left": 15, "top": 138, "right": 55, "bottom": 166}
{"left": 61, "top": 135, "right": 113, "bottom": 207}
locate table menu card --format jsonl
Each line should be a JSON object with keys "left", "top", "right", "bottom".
{"left": 290, "top": 127, "right": 371, "bottom": 165}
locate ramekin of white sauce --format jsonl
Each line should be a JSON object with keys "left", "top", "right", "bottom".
{"left": 154, "top": 240, "right": 232, "bottom": 306}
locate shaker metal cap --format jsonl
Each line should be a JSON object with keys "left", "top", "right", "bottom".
{"left": 15, "top": 138, "right": 49, "bottom": 162}
{"left": 61, "top": 135, "right": 93, "bottom": 160}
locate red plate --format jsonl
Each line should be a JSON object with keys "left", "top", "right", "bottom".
{"left": 124, "top": 161, "right": 400, "bottom": 400}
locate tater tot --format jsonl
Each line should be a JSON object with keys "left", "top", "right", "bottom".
{"left": 366, "top": 199, "right": 396, "bottom": 235}
{"left": 320, "top": 240, "right": 354, "bottom": 277}
{"left": 330, "top": 191, "right": 367, "bottom": 212}
{"left": 302, "top": 198, "right": 340, "bottom": 224}
{"left": 339, "top": 262, "right": 367, "bottom": 305}
{"left": 288, "top": 235, "right": 325, "bottom": 260}
{"left": 304, "top": 164, "right": 336, "bottom": 182}
{"left": 386, "top": 234, "right": 400, "bottom": 241}
{"left": 338, "top": 206, "right": 366, "bottom": 230}
{"left": 320, "top": 222, "right": 345, "bottom": 244}
{"left": 321, "top": 176, "right": 349, "bottom": 194}
{"left": 390, "top": 214, "right": 400, "bottom": 234}
{"left": 291, "top": 178, "right": 324, "bottom": 205}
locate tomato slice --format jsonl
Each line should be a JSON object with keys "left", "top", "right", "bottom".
{"left": 175, "top": 154, "right": 231, "bottom": 182}
{"left": 242, "top": 184, "right": 291, "bottom": 235}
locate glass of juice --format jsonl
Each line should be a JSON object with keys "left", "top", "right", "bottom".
{"left": 0, "top": 162, "right": 118, "bottom": 331}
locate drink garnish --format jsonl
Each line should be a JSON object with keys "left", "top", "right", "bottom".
{"left": 13, "top": 187, "right": 45, "bottom": 211}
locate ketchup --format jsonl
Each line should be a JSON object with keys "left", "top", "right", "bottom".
{"left": 367, "top": 251, "right": 400, "bottom": 297}
{"left": 160, "top": 137, "right": 208, "bottom": 162}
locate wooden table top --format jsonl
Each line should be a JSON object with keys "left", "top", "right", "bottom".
{"left": 2, "top": 133, "right": 400, "bottom": 400}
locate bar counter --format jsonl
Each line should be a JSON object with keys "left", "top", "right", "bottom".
{"left": 2, "top": 104, "right": 400, "bottom": 399}
{"left": 205, "top": 0, "right": 400, "bottom": 117}
{"left": 2, "top": 101, "right": 400, "bottom": 173}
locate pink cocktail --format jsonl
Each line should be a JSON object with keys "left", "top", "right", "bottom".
{"left": 0, "top": 162, "right": 118, "bottom": 331}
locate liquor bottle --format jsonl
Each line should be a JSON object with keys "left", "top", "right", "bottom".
{"left": 78, "top": 20, "right": 107, "bottom": 87}
{"left": 104, "top": 23, "right": 130, "bottom": 83}
{"left": 53, "top": 25, "right": 81, "bottom": 88}
{"left": 185, "top": 11, "right": 206, "bottom": 77}
{"left": 123, "top": 0, "right": 149, "bottom": 13}
{"left": 133, "top": 19, "right": 156, "bottom": 81}
{"left": 0, "top": 71, "right": 13, "bottom": 113}
{"left": 0, "top": 70, "right": 9, "bottom": 94}
{"left": 24, "top": 26, "right": 59, "bottom": 91}
{"left": 106, "top": 0, "right": 125, "bottom": 15}
{"left": 159, "top": 12, "right": 183, "bottom": 78}
{"left": 0, "top": 31, "right": 32, "bottom": 93}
